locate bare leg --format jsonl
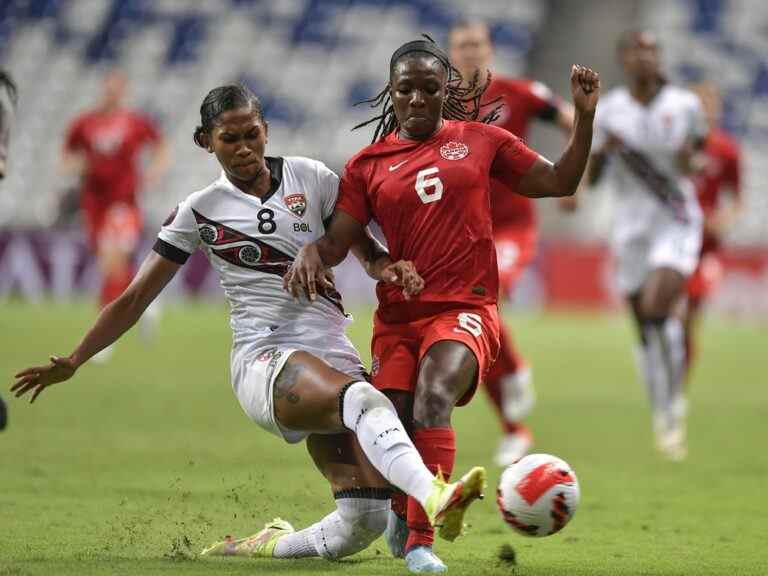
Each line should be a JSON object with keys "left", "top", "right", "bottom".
{"left": 405, "top": 341, "right": 477, "bottom": 553}
{"left": 271, "top": 352, "right": 436, "bottom": 509}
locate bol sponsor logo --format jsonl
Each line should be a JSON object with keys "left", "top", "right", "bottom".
{"left": 284, "top": 194, "right": 307, "bottom": 218}
{"left": 440, "top": 141, "right": 469, "bottom": 161}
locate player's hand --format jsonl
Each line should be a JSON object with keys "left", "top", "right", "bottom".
{"left": 284, "top": 243, "right": 331, "bottom": 302}
{"left": 570, "top": 65, "right": 600, "bottom": 114}
{"left": 378, "top": 260, "right": 424, "bottom": 300}
{"left": 11, "top": 355, "right": 77, "bottom": 403}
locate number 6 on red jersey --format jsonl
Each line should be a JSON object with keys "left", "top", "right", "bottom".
{"left": 456, "top": 312, "right": 483, "bottom": 337}
{"left": 415, "top": 167, "right": 443, "bottom": 204}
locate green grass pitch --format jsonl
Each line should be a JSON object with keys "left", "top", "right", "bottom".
{"left": 1, "top": 301, "right": 766, "bottom": 575}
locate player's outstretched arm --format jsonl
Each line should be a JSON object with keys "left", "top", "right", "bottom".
{"left": 11, "top": 252, "right": 180, "bottom": 403}
{"left": 517, "top": 65, "right": 600, "bottom": 198}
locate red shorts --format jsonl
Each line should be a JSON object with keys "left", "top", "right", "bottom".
{"left": 371, "top": 303, "right": 500, "bottom": 406}
{"left": 85, "top": 202, "right": 142, "bottom": 254}
{"left": 494, "top": 226, "right": 537, "bottom": 294}
{"left": 687, "top": 251, "right": 723, "bottom": 300}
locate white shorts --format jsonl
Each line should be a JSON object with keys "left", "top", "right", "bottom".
{"left": 613, "top": 219, "right": 702, "bottom": 295}
{"left": 230, "top": 335, "right": 367, "bottom": 444}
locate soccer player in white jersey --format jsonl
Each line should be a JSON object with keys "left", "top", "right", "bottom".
{"left": 585, "top": 31, "right": 706, "bottom": 460}
{"left": 11, "top": 84, "right": 487, "bottom": 561}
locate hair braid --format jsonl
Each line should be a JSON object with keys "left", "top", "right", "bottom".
{"left": 354, "top": 36, "right": 502, "bottom": 142}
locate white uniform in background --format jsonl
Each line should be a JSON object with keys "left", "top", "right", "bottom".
{"left": 155, "top": 156, "right": 365, "bottom": 443}
{"left": 593, "top": 84, "right": 707, "bottom": 293}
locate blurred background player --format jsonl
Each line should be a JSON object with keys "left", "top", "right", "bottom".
{"left": 448, "top": 20, "right": 575, "bottom": 465}
{"left": 683, "top": 82, "right": 742, "bottom": 378}
{"left": 584, "top": 30, "right": 706, "bottom": 460}
{"left": 0, "top": 67, "right": 17, "bottom": 430}
{"left": 61, "top": 70, "right": 168, "bottom": 360}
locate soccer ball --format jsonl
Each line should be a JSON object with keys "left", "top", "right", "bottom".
{"left": 496, "top": 453, "right": 580, "bottom": 537}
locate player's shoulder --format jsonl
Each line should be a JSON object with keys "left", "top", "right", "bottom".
{"left": 282, "top": 155, "right": 333, "bottom": 175}
{"left": 343, "top": 139, "right": 389, "bottom": 175}
{"left": 459, "top": 120, "right": 518, "bottom": 142}
{"left": 710, "top": 128, "right": 741, "bottom": 156}
{"left": 661, "top": 84, "right": 700, "bottom": 108}
{"left": 178, "top": 173, "right": 229, "bottom": 209}
{"left": 601, "top": 86, "right": 630, "bottom": 108}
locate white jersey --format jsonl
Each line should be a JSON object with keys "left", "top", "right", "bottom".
{"left": 593, "top": 84, "right": 707, "bottom": 242}
{"left": 155, "top": 156, "right": 351, "bottom": 347}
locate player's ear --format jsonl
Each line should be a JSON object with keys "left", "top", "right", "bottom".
{"left": 263, "top": 120, "right": 269, "bottom": 142}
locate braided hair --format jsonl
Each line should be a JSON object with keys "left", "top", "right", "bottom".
{"left": 193, "top": 84, "right": 263, "bottom": 148}
{"left": 353, "top": 35, "right": 500, "bottom": 142}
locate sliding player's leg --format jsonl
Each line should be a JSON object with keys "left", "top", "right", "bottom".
{"left": 204, "top": 433, "right": 391, "bottom": 559}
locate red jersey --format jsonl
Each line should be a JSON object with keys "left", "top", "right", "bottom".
{"left": 65, "top": 109, "right": 160, "bottom": 210}
{"left": 693, "top": 128, "right": 740, "bottom": 251}
{"left": 482, "top": 76, "right": 561, "bottom": 229}
{"left": 337, "top": 120, "right": 539, "bottom": 316}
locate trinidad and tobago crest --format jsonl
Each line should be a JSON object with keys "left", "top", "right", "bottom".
{"left": 284, "top": 193, "right": 307, "bottom": 218}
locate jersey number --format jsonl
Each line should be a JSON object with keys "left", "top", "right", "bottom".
{"left": 415, "top": 167, "right": 444, "bottom": 204}
{"left": 456, "top": 313, "right": 483, "bottom": 338}
{"left": 257, "top": 208, "right": 276, "bottom": 234}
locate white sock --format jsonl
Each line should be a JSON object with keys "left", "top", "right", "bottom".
{"left": 637, "top": 324, "right": 669, "bottom": 421}
{"left": 663, "top": 318, "right": 687, "bottom": 425}
{"left": 341, "top": 382, "right": 435, "bottom": 507}
{"left": 273, "top": 495, "right": 389, "bottom": 559}
{"left": 272, "top": 526, "right": 316, "bottom": 558}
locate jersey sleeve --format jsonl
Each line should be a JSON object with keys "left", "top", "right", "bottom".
{"left": 153, "top": 199, "right": 199, "bottom": 264}
{"left": 526, "top": 80, "right": 560, "bottom": 122}
{"left": 591, "top": 98, "right": 610, "bottom": 152}
{"left": 336, "top": 160, "right": 372, "bottom": 225}
{"left": 64, "top": 117, "right": 86, "bottom": 152}
{"left": 488, "top": 126, "right": 540, "bottom": 185}
{"left": 688, "top": 94, "right": 709, "bottom": 144}
{"left": 725, "top": 142, "right": 742, "bottom": 197}
{"left": 136, "top": 114, "right": 161, "bottom": 145}
{"left": 315, "top": 161, "right": 340, "bottom": 221}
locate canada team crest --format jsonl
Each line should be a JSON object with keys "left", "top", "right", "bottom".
{"left": 440, "top": 141, "right": 469, "bottom": 160}
{"left": 284, "top": 193, "right": 307, "bottom": 218}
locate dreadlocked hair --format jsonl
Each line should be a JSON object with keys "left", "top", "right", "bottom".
{"left": 353, "top": 34, "right": 501, "bottom": 142}
{"left": 0, "top": 69, "right": 18, "bottom": 106}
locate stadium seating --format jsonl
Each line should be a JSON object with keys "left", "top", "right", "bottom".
{"left": 0, "top": 0, "right": 545, "bottom": 228}
{"left": 643, "top": 0, "right": 768, "bottom": 245}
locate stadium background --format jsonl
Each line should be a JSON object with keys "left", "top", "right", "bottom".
{"left": 1, "top": 0, "right": 766, "bottom": 315}
{"left": 1, "top": 1, "right": 767, "bottom": 575}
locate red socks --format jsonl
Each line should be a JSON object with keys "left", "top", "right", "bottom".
{"left": 483, "top": 325, "right": 525, "bottom": 433}
{"left": 406, "top": 427, "right": 456, "bottom": 552}
{"left": 100, "top": 266, "right": 134, "bottom": 307}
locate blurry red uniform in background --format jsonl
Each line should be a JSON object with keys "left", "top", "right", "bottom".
{"left": 687, "top": 128, "right": 741, "bottom": 300}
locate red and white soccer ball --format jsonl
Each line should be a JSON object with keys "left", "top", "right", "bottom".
{"left": 496, "top": 453, "right": 580, "bottom": 537}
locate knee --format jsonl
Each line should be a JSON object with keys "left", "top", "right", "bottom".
{"left": 413, "top": 379, "right": 456, "bottom": 428}
{"left": 638, "top": 294, "right": 670, "bottom": 322}
{"left": 340, "top": 382, "right": 397, "bottom": 431}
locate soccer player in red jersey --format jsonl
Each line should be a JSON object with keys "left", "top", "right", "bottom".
{"left": 286, "top": 38, "right": 599, "bottom": 573}
{"left": 683, "top": 82, "right": 742, "bottom": 375}
{"left": 449, "top": 20, "right": 576, "bottom": 466}
{"left": 62, "top": 70, "right": 168, "bottom": 358}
